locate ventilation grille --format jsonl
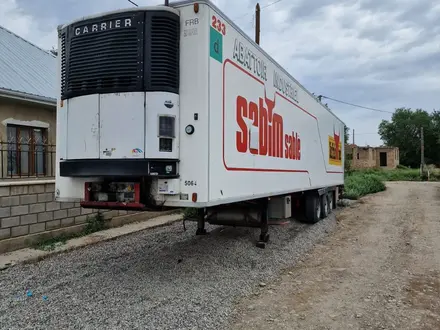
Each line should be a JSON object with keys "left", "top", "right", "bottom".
{"left": 158, "top": 115, "right": 176, "bottom": 138}
{"left": 60, "top": 10, "right": 180, "bottom": 99}
{"left": 62, "top": 12, "right": 144, "bottom": 99}
{"left": 60, "top": 31, "right": 66, "bottom": 97}
{"left": 149, "top": 15, "right": 180, "bottom": 92}
{"left": 65, "top": 27, "right": 141, "bottom": 98}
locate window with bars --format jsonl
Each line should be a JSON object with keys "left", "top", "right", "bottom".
{"left": 6, "top": 125, "right": 48, "bottom": 177}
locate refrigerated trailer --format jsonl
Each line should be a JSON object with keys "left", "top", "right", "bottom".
{"left": 56, "top": 0, "right": 345, "bottom": 247}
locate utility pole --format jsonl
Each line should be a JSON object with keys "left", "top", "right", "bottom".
{"left": 352, "top": 129, "right": 355, "bottom": 145}
{"left": 421, "top": 126, "right": 425, "bottom": 175}
{"left": 255, "top": 3, "right": 261, "bottom": 45}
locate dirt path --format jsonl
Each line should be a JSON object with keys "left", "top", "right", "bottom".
{"left": 231, "top": 182, "right": 440, "bottom": 330}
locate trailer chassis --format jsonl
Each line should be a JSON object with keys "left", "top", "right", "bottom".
{"left": 191, "top": 185, "right": 342, "bottom": 249}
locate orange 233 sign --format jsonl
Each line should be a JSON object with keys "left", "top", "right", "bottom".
{"left": 328, "top": 126, "right": 342, "bottom": 166}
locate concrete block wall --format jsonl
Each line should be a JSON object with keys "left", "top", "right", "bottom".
{"left": 351, "top": 147, "right": 375, "bottom": 169}
{"left": 0, "top": 181, "right": 131, "bottom": 241}
{"left": 375, "top": 148, "right": 399, "bottom": 169}
{"left": 346, "top": 145, "right": 400, "bottom": 170}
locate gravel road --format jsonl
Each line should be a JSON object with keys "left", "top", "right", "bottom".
{"left": 0, "top": 203, "right": 337, "bottom": 329}
{"left": 231, "top": 182, "right": 440, "bottom": 330}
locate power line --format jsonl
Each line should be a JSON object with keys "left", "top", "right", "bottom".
{"left": 123, "top": 1, "right": 391, "bottom": 119}
{"left": 261, "top": 0, "right": 284, "bottom": 9}
{"left": 126, "top": 0, "right": 284, "bottom": 18}
{"left": 318, "top": 95, "right": 394, "bottom": 114}
{"left": 233, "top": 0, "right": 284, "bottom": 21}
{"left": 126, "top": 0, "right": 284, "bottom": 24}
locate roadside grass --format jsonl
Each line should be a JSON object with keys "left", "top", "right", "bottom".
{"left": 34, "top": 212, "right": 108, "bottom": 251}
{"left": 343, "top": 166, "right": 440, "bottom": 200}
{"left": 343, "top": 172, "right": 386, "bottom": 200}
{"left": 352, "top": 168, "right": 421, "bottom": 181}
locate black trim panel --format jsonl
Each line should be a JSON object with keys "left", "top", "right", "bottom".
{"left": 60, "top": 159, "right": 179, "bottom": 177}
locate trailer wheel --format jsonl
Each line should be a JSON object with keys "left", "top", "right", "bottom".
{"left": 305, "top": 194, "right": 321, "bottom": 224}
{"left": 320, "top": 194, "right": 330, "bottom": 219}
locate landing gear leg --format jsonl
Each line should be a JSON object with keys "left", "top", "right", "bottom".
{"left": 256, "top": 199, "right": 270, "bottom": 249}
{"left": 196, "top": 208, "right": 208, "bottom": 235}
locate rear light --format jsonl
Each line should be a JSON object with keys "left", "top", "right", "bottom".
{"left": 192, "top": 193, "right": 197, "bottom": 202}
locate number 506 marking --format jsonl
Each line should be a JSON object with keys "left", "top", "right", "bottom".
{"left": 212, "top": 15, "right": 226, "bottom": 35}
{"left": 184, "top": 180, "right": 197, "bottom": 186}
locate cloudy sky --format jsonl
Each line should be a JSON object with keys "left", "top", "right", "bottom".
{"left": 1, "top": 0, "right": 439, "bottom": 146}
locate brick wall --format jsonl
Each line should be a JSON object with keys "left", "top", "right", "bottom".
{"left": 375, "top": 148, "right": 399, "bottom": 169}
{"left": 0, "top": 181, "right": 130, "bottom": 241}
{"left": 346, "top": 145, "right": 400, "bottom": 170}
{"left": 351, "top": 147, "right": 376, "bottom": 169}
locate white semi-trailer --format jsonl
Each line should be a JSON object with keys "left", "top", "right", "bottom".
{"left": 56, "top": 0, "right": 345, "bottom": 247}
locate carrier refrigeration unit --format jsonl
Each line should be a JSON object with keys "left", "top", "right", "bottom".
{"left": 56, "top": 0, "right": 345, "bottom": 247}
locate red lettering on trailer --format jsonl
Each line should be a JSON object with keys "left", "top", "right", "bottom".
{"left": 223, "top": 58, "right": 343, "bottom": 174}
{"left": 211, "top": 15, "right": 226, "bottom": 35}
{"left": 235, "top": 91, "right": 301, "bottom": 160}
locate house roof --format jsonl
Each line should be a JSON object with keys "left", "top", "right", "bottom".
{"left": 346, "top": 144, "right": 398, "bottom": 150}
{"left": 0, "top": 25, "right": 57, "bottom": 104}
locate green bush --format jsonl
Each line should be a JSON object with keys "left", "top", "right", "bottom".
{"left": 344, "top": 158, "right": 353, "bottom": 175}
{"left": 343, "top": 173, "right": 386, "bottom": 200}
{"left": 84, "top": 212, "right": 108, "bottom": 234}
{"left": 183, "top": 207, "right": 198, "bottom": 220}
{"left": 429, "top": 169, "right": 440, "bottom": 181}
{"left": 427, "top": 165, "right": 440, "bottom": 181}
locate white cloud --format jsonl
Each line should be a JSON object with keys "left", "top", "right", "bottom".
{"left": 2, "top": 0, "right": 440, "bottom": 146}
{"left": 0, "top": 0, "right": 57, "bottom": 50}
{"left": 0, "top": 0, "right": 33, "bottom": 37}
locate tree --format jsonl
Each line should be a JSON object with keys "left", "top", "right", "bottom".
{"left": 344, "top": 125, "right": 349, "bottom": 144}
{"left": 378, "top": 108, "right": 440, "bottom": 167}
{"left": 431, "top": 110, "right": 440, "bottom": 144}
{"left": 49, "top": 46, "right": 58, "bottom": 56}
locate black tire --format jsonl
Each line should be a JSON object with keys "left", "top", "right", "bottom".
{"left": 305, "top": 193, "right": 321, "bottom": 224}
{"left": 320, "top": 194, "right": 329, "bottom": 219}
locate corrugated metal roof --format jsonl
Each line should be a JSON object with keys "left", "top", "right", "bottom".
{"left": 0, "top": 25, "right": 57, "bottom": 101}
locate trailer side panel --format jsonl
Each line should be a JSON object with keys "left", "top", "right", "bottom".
{"left": 207, "top": 6, "right": 344, "bottom": 205}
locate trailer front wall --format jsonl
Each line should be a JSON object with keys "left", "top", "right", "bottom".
{"left": 207, "top": 5, "right": 344, "bottom": 205}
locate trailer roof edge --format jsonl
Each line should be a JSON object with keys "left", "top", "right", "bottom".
{"left": 58, "top": 5, "right": 180, "bottom": 30}
{"left": 171, "top": 0, "right": 346, "bottom": 126}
